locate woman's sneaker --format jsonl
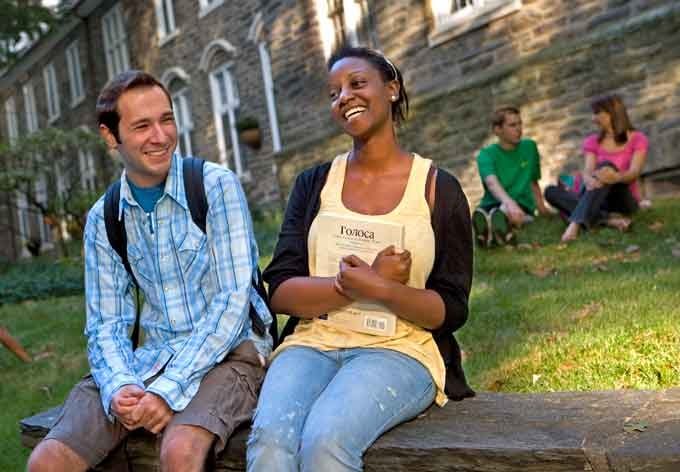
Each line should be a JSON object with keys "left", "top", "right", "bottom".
{"left": 490, "top": 207, "right": 515, "bottom": 246}
{"left": 472, "top": 208, "right": 491, "bottom": 248}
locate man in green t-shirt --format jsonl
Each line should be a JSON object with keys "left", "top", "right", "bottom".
{"left": 473, "top": 106, "right": 549, "bottom": 247}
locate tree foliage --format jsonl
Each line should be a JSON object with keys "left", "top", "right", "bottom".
{"left": 0, "top": 127, "right": 109, "bottom": 255}
{"left": 0, "top": 0, "right": 60, "bottom": 68}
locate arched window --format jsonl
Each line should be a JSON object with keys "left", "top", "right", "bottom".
{"left": 161, "top": 68, "right": 194, "bottom": 157}
{"left": 200, "top": 40, "right": 247, "bottom": 178}
{"left": 248, "top": 12, "right": 282, "bottom": 153}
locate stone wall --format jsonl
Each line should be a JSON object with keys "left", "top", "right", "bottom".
{"left": 264, "top": 1, "right": 336, "bottom": 148}
{"left": 273, "top": 2, "right": 680, "bottom": 206}
{"left": 118, "top": 0, "right": 281, "bottom": 204}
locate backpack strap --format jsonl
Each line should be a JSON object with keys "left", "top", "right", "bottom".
{"left": 181, "top": 157, "right": 275, "bottom": 342}
{"left": 102, "top": 159, "right": 275, "bottom": 350}
{"left": 104, "top": 181, "right": 142, "bottom": 349}
{"left": 183, "top": 157, "right": 208, "bottom": 233}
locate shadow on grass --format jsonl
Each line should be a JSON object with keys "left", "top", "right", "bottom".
{"left": 459, "top": 197, "right": 680, "bottom": 393}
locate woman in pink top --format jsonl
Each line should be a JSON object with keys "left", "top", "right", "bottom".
{"left": 545, "top": 95, "right": 648, "bottom": 241}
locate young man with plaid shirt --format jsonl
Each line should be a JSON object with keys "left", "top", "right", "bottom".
{"left": 27, "top": 71, "right": 272, "bottom": 472}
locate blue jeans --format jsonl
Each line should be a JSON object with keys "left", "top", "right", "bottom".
{"left": 246, "top": 346, "right": 436, "bottom": 472}
{"left": 544, "top": 161, "right": 638, "bottom": 228}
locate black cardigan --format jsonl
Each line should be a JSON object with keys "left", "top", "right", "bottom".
{"left": 263, "top": 161, "right": 475, "bottom": 401}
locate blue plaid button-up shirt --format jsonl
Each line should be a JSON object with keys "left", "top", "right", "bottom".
{"left": 83, "top": 154, "right": 272, "bottom": 417}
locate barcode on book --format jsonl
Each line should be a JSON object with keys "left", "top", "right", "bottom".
{"left": 364, "top": 316, "right": 387, "bottom": 332}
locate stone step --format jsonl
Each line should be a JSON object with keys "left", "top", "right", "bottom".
{"left": 21, "top": 388, "right": 680, "bottom": 471}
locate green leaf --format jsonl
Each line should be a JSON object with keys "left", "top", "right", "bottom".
{"left": 623, "top": 421, "right": 649, "bottom": 433}
{"left": 0, "top": 0, "right": 61, "bottom": 68}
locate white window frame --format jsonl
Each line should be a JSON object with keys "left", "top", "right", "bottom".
{"left": 56, "top": 164, "right": 68, "bottom": 199}
{"left": 102, "top": 4, "right": 130, "bottom": 79}
{"left": 65, "top": 40, "right": 85, "bottom": 107}
{"left": 429, "top": 0, "right": 522, "bottom": 47}
{"left": 155, "top": 0, "right": 178, "bottom": 45}
{"left": 6, "top": 98, "right": 29, "bottom": 254}
{"left": 54, "top": 164, "right": 72, "bottom": 242}
{"left": 15, "top": 191, "right": 31, "bottom": 255}
{"left": 21, "top": 86, "right": 51, "bottom": 247}
{"left": 315, "top": 0, "right": 373, "bottom": 58}
{"left": 198, "top": 0, "right": 224, "bottom": 19}
{"left": 209, "top": 64, "right": 248, "bottom": 180}
{"left": 78, "top": 149, "right": 97, "bottom": 191}
{"left": 315, "top": 0, "right": 335, "bottom": 59}
{"left": 4, "top": 97, "right": 19, "bottom": 144}
{"left": 34, "top": 174, "right": 51, "bottom": 245}
{"left": 43, "top": 62, "right": 61, "bottom": 123}
{"left": 171, "top": 88, "right": 194, "bottom": 157}
{"left": 342, "top": 0, "right": 369, "bottom": 47}
{"left": 258, "top": 42, "right": 281, "bottom": 153}
{"left": 22, "top": 82, "right": 39, "bottom": 133}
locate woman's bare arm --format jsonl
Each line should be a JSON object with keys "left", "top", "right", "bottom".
{"left": 270, "top": 276, "right": 351, "bottom": 318}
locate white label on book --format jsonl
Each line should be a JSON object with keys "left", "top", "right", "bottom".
{"left": 364, "top": 315, "right": 387, "bottom": 332}
{"left": 314, "top": 213, "right": 404, "bottom": 336}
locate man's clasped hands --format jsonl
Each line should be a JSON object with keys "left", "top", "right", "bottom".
{"left": 111, "top": 385, "right": 173, "bottom": 434}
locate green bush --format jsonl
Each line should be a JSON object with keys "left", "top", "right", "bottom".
{"left": 0, "top": 207, "right": 282, "bottom": 306}
{"left": 252, "top": 206, "right": 283, "bottom": 265}
{"left": 0, "top": 257, "right": 10, "bottom": 275}
{"left": 0, "top": 257, "right": 84, "bottom": 305}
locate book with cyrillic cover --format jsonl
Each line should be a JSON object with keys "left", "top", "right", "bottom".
{"left": 315, "top": 212, "right": 404, "bottom": 336}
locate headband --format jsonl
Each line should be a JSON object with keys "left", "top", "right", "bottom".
{"left": 384, "top": 56, "right": 398, "bottom": 81}
{"left": 373, "top": 48, "right": 398, "bottom": 81}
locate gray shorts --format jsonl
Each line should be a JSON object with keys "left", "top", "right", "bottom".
{"left": 44, "top": 341, "right": 265, "bottom": 467}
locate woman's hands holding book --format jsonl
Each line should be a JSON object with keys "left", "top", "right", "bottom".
{"left": 334, "top": 246, "right": 411, "bottom": 302}
{"left": 372, "top": 245, "right": 411, "bottom": 284}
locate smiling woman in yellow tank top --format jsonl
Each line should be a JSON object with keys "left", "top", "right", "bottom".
{"left": 247, "top": 47, "right": 474, "bottom": 472}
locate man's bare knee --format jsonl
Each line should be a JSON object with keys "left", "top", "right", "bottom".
{"left": 27, "top": 439, "right": 88, "bottom": 472}
{"left": 160, "top": 425, "right": 214, "bottom": 472}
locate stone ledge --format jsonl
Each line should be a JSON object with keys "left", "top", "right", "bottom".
{"left": 21, "top": 388, "right": 680, "bottom": 471}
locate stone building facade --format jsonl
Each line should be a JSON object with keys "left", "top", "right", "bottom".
{"left": 0, "top": 0, "right": 284, "bottom": 260}
{"left": 267, "top": 0, "right": 680, "bottom": 203}
{"left": 1, "top": 0, "right": 679, "bottom": 260}
{"left": 0, "top": 2, "right": 105, "bottom": 259}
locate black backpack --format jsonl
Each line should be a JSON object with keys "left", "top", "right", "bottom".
{"left": 103, "top": 157, "right": 276, "bottom": 349}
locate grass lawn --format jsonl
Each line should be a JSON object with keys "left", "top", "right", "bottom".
{"left": 1, "top": 197, "right": 679, "bottom": 470}
{"left": 1, "top": 296, "right": 88, "bottom": 471}
{"left": 461, "top": 196, "right": 680, "bottom": 392}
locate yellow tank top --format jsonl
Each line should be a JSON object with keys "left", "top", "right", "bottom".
{"left": 274, "top": 152, "right": 447, "bottom": 406}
